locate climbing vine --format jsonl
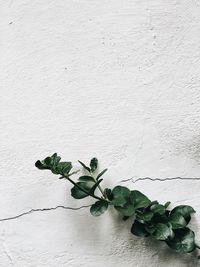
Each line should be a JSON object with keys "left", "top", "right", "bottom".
{"left": 35, "top": 153, "right": 199, "bottom": 254}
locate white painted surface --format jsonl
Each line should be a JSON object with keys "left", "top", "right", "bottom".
{"left": 1, "top": 0, "right": 200, "bottom": 266}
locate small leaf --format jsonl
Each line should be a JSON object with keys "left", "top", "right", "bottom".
{"left": 136, "top": 211, "right": 154, "bottom": 222}
{"left": 166, "top": 228, "right": 196, "bottom": 253}
{"left": 90, "top": 158, "right": 98, "bottom": 172}
{"left": 152, "top": 223, "right": 174, "bottom": 241}
{"left": 78, "top": 176, "right": 94, "bottom": 182}
{"left": 56, "top": 162, "right": 72, "bottom": 176}
{"left": 52, "top": 153, "right": 61, "bottom": 166}
{"left": 169, "top": 213, "right": 187, "bottom": 229}
{"left": 115, "top": 202, "right": 135, "bottom": 217}
{"left": 44, "top": 156, "right": 52, "bottom": 166}
{"left": 97, "top": 169, "right": 108, "bottom": 180}
{"left": 130, "top": 190, "right": 151, "bottom": 209}
{"left": 151, "top": 212, "right": 169, "bottom": 224}
{"left": 150, "top": 204, "right": 166, "bottom": 215}
{"left": 90, "top": 200, "right": 108, "bottom": 216}
{"left": 78, "top": 160, "right": 91, "bottom": 172}
{"left": 35, "top": 154, "right": 72, "bottom": 176}
{"left": 131, "top": 221, "right": 149, "bottom": 237}
{"left": 111, "top": 186, "right": 130, "bottom": 206}
{"left": 71, "top": 182, "right": 94, "bottom": 199}
{"left": 164, "top": 201, "right": 171, "bottom": 208}
{"left": 89, "top": 179, "right": 103, "bottom": 194}
{"left": 104, "top": 188, "right": 113, "bottom": 200}
{"left": 122, "top": 216, "right": 130, "bottom": 221}
{"left": 145, "top": 225, "right": 155, "bottom": 235}
{"left": 35, "top": 160, "right": 46, "bottom": 169}
{"left": 171, "top": 205, "right": 195, "bottom": 224}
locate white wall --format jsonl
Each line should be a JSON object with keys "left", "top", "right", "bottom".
{"left": 1, "top": 0, "right": 200, "bottom": 266}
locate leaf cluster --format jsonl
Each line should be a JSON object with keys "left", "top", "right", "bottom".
{"left": 35, "top": 154, "right": 199, "bottom": 254}
{"left": 35, "top": 153, "right": 72, "bottom": 176}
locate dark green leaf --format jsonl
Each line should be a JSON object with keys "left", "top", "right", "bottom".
{"left": 150, "top": 204, "right": 166, "bottom": 215}
{"left": 151, "top": 213, "right": 169, "bottom": 224}
{"left": 171, "top": 205, "right": 195, "bottom": 224}
{"left": 136, "top": 211, "right": 154, "bottom": 222}
{"left": 104, "top": 188, "right": 113, "bottom": 200}
{"left": 130, "top": 190, "right": 151, "bottom": 209}
{"left": 145, "top": 225, "right": 155, "bottom": 235}
{"left": 56, "top": 162, "right": 72, "bottom": 176}
{"left": 78, "top": 160, "right": 91, "bottom": 172}
{"left": 152, "top": 223, "right": 174, "bottom": 241}
{"left": 90, "top": 200, "right": 108, "bottom": 216}
{"left": 89, "top": 179, "right": 103, "bottom": 195}
{"left": 169, "top": 213, "right": 187, "bottom": 229}
{"left": 164, "top": 201, "right": 171, "bottom": 208}
{"left": 131, "top": 221, "right": 149, "bottom": 237}
{"left": 78, "top": 176, "right": 94, "bottom": 182}
{"left": 115, "top": 202, "right": 135, "bottom": 217}
{"left": 35, "top": 153, "right": 72, "bottom": 176}
{"left": 97, "top": 169, "right": 108, "bottom": 180}
{"left": 150, "top": 201, "right": 159, "bottom": 206}
{"left": 166, "top": 228, "right": 196, "bottom": 253}
{"left": 71, "top": 182, "right": 94, "bottom": 199}
{"left": 111, "top": 186, "right": 130, "bottom": 206}
{"left": 123, "top": 216, "right": 130, "bottom": 221}
{"left": 90, "top": 158, "right": 98, "bottom": 172}
{"left": 35, "top": 160, "right": 46, "bottom": 169}
{"left": 44, "top": 156, "right": 52, "bottom": 166}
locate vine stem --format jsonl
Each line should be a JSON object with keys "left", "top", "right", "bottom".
{"left": 90, "top": 172, "right": 107, "bottom": 199}
{"left": 59, "top": 174, "right": 107, "bottom": 202}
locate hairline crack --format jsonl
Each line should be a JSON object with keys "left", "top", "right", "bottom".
{"left": 120, "top": 177, "right": 200, "bottom": 183}
{"left": 0, "top": 205, "right": 91, "bottom": 222}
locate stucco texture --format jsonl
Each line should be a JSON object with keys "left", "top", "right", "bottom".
{"left": 1, "top": 0, "right": 200, "bottom": 266}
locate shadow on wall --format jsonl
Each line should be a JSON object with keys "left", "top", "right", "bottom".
{"left": 111, "top": 210, "right": 200, "bottom": 267}
{"left": 66, "top": 206, "right": 200, "bottom": 267}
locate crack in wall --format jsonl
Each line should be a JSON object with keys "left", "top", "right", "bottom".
{"left": 1, "top": 177, "right": 200, "bottom": 223}
{"left": 120, "top": 176, "right": 200, "bottom": 183}
{"left": 0, "top": 205, "right": 91, "bottom": 223}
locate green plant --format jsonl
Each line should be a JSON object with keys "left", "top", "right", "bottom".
{"left": 35, "top": 153, "right": 200, "bottom": 254}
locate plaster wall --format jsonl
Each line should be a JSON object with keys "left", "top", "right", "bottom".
{"left": 1, "top": 1, "right": 200, "bottom": 266}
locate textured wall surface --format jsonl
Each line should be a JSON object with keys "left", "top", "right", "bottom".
{"left": 1, "top": 0, "right": 200, "bottom": 266}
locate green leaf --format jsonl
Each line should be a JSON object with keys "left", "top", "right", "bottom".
{"left": 97, "top": 169, "right": 108, "bottom": 180}
{"left": 78, "top": 160, "right": 91, "bottom": 172}
{"left": 151, "top": 223, "right": 174, "bottom": 241}
{"left": 151, "top": 213, "right": 169, "bottom": 224}
{"left": 166, "top": 228, "right": 196, "bottom": 253}
{"left": 104, "top": 188, "right": 113, "bottom": 200}
{"left": 169, "top": 213, "right": 187, "bottom": 229}
{"left": 111, "top": 186, "right": 130, "bottom": 206}
{"left": 90, "top": 158, "right": 98, "bottom": 172}
{"left": 78, "top": 176, "right": 94, "bottom": 182}
{"left": 150, "top": 204, "right": 166, "bottom": 215}
{"left": 35, "top": 160, "right": 46, "bottom": 169}
{"left": 35, "top": 153, "right": 72, "bottom": 176}
{"left": 171, "top": 205, "right": 195, "bottom": 224}
{"left": 44, "top": 156, "right": 52, "bottom": 166}
{"left": 136, "top": 211, "right": 154, "bottom": 222}
{"left": 89, "top": 179, "right": 103, "bottom": 195}
{"left": 130, "top": 190, "right": 151, "bottom": 209}
{"left": 115, "top": 202, "right": 135, "bottom": 217}
{"left": 71, "top": 182, "right": 94, "bottom": 199}
{"left": 90, "top": 200, "right": 108, "bottom": 216}
{"left": 145, "top": 225, "right": 156, "bottom": 235}
{"left": 56, "top": 162, "right": 72, "bottom": 176}
{"left": 164, "top": 201, "right": 171, "bottom": 208}
{"left": 131, "top": 221, "right": 149, "bottom": 237}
